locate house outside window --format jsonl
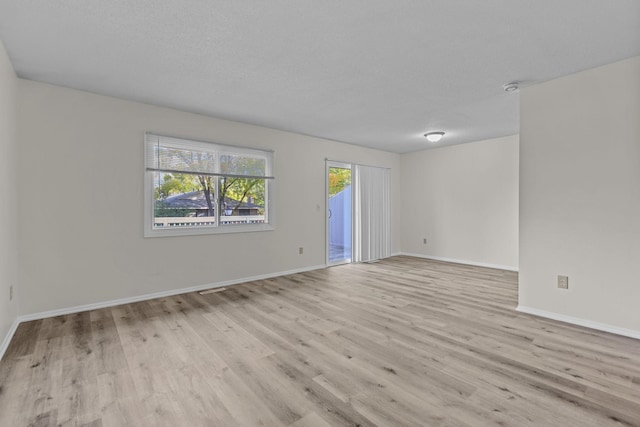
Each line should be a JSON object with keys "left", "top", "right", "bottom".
{"left": 144, "top": 133, "right": 274, "bottom": 237}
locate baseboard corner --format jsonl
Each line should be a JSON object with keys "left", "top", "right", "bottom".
{"left": 516, "top": 305, "right": 640, "bottom": 340}
{"left": 0, "top": 317, "right": 21, "bottom": 362}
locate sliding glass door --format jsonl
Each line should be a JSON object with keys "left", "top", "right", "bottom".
{"left": 327, "top": 162, "right": 352, "bottom": 265}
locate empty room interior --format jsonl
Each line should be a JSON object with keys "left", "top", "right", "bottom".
{"left": 1, "top": 2, "right": 639, "bottom": 426}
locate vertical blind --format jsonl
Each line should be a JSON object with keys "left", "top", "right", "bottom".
{"left": 353, "top": 165, "right": 391, "bottom": 262}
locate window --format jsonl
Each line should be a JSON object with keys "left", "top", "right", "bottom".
{"left": 144, "top": 133, "right": 274, "bottom": 237}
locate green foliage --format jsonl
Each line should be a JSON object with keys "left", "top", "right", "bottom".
{"left": 155, "top": 173, "right": 200, "bottom": 200}
{"left": 329, "top": 167, "right": 351, "bottom": 197}
{"left": 219, "top": 154, "right": 267, "bottom": 213}
{"left": 220, "top": 177, "right": 264, "bottom": 214}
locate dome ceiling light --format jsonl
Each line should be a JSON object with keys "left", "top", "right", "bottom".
{"left": 424, "top": 131, "right": 445, "bottom": 143}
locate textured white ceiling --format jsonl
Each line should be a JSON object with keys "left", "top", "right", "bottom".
{"left": 1, "top": 1, "right": 639, "bottom": 153}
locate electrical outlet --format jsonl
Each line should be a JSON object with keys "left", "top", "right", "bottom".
{"left": 423, "top": 238, "right": 427, "bottom": 244}
{"left": 9, "top": 285, "right": 13, "bottom": 301}
{"left": 299, "top": 247, "right": 304, "bottom": 255}
{"left": 557, "top": 275, "right": 569, "bottom": 289}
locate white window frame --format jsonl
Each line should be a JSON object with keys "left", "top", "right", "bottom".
{"left": 144, "top": 133, "right": 275, "bottom": 237}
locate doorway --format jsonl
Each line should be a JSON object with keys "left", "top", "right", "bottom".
{"left": 327, "top": 162, "right": 352, "bottom": 265}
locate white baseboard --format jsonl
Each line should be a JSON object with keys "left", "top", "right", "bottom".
{"left": 18, "top": 264, "right": 326, "bottom": 323}
{"left": 398, "top": 252, "right": 518, "bottom": 272}
{"left": 516, "top": 305, "right": 640, "bottom": 340}
{"left": 0, "top": 317, "right": 20, "bottom": 362}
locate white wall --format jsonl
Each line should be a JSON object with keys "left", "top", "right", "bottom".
{"left": 0, "top": 40, "right": 19, "bottom": 350}
{"left": 519, "top": 56, "right": 640, "bottom": 334}
{"left": 17, "top": 80, "right": 401, "bottom": 316}
{"left": 400, "top": 135, "right": 519, "bottom": 270}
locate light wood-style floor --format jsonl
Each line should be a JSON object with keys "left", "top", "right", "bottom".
{"left": 1, "top": 256, "right": 640, "bottom": 426}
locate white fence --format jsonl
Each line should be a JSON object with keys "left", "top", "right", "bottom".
{"left": 329, "top": 185, "right": 352, "bottom": 252}
{"left": 154, "top": 215, "right": 266, "bottom": 228}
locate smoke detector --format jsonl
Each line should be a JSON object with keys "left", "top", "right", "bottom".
{"left": 503, "top": 81, "right": 520, "bottom": 93}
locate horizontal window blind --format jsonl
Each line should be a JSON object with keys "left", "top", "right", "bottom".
{"left": 145, "top": 133, "right": 274, "bottom": 179}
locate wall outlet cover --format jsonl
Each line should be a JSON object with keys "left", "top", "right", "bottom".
{"left": 558, "top": 275, "right": 569, "bottom": 289}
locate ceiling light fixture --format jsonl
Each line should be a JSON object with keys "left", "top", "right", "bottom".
{"left": 503, "top": 81, "right": 519, "bottom": 93}
{"left": 424, "top": 131, "right": 445, "bottom": 143}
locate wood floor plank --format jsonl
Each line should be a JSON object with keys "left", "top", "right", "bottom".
{"left": 288, "top": 411, "right": 333, "bottom": 427}
{"left": 1, "top": 256, "right": 640, "bottom": 426}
